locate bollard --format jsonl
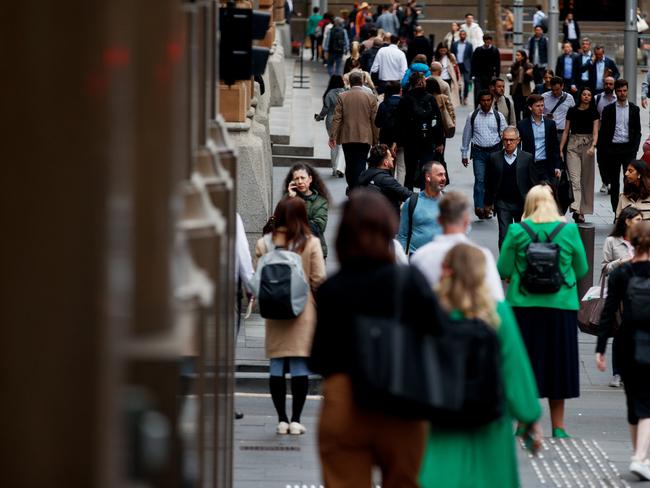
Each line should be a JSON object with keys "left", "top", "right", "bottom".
{"left": 577, "top": 223, "right": 595, "bottom": 300}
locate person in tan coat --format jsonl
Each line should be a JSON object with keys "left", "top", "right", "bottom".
{"left": 329, "top": 71, "right": 378, "bottom": 193}
{"left": 255, "top": 197, "right": 326, "bottom": 436}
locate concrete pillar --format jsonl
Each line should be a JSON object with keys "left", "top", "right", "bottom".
{"left": 548, "top": 0, "right": 560, "bottom": 70}
{"left": 626, "top": 0, "right": 639, "bottom": 102}
{"left": 513, "top": 0, "right": 524, "bottom": 58}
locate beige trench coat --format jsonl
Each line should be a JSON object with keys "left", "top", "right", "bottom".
{"left": 255, "top": 233, "right": 326, "bottom": 358}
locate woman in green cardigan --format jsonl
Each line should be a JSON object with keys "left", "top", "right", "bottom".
{"left": 284, "top": 163, "right": 330, "bottom": 259}
{"left": 497, "top": 184, "right": 588, "bottom": 438}
{"left": 420, "top": 244, "right": 542, "bottom": 488}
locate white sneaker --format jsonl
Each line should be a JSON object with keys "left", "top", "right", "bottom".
{"left": 630, "top": 458, "right": 650, "bottom": 480}
{"left": 609, "top": 374, "right": 622, "bottom": 387}
{"left": 276, "top": 421, "right": 289, "bottom": 435}
{"left": 289, "top": 421, "right": 306, "bottom": 435}
{"left": 600, "top": 183, "right": 608, "bottom": 194}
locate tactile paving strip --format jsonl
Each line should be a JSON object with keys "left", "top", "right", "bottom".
{"left": 520, "top": 437, "right": 631, "bottom": 487}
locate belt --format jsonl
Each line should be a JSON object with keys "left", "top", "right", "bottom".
{"left": 473, "top": 143, "right": 501, "bottom": 151}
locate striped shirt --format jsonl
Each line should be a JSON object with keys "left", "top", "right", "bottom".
{"left": 460, "top": 109, "right": 507, "bottom": 158}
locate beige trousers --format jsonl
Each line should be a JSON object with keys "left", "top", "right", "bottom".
{"left": 566, "top": 134, "right": 595, "bottom": 214}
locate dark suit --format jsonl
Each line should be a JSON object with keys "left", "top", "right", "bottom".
{"left": 598, "top": 101, "right": 641, "bottom": 211}
{"left": 451, "top": 40, "right": 473, "bottom": 100}
{"left": 528, "top": 35, "right": 549, "bottom": 83}
{"left": 485, "top": 150, "right": 535, "bottom": 247}
{"left": 554, "top": 53, "right": 580, "bottom": 90}
{"left": 517, "top": 117, "right": 561, "bottom": 183}
{"left": 586, "top": 57, "right": 620, "bottom": 94}
{"left": 471, "top": 45, "right": 500, "bottom": 106}
{"left": 406, "top": 35, "right": 433, "bottom": 66}
{"left": 563, "top": 21, "right": 581, "bottom": 52}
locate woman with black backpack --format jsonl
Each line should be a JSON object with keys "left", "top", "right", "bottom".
{"left": 254, "top": 197, "right": 326, "bottom": 436}
{"left": 597, "top": 221, "right": 650, "bottom": 481}
{"left": 497, "top": 184, "right": 588, "bottom": 438}
{"left": 419, "top": 244, "right": 542, "bottom": 488}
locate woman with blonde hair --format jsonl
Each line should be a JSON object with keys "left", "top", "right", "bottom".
{"left": 498, "top": 185, "right": 588, "bottom": 438}
{"left": 420, "top": 244, "right": 542, "bottom": 488}
{"left": 343, "top": 40, "right": 361, "bottom": 73}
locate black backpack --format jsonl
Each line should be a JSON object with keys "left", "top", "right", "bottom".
{"left": 518, "top": 221, "right": 571, "bottom": 294}
{"left": 624, "top": 267, "right": 650, "bottom": 323}
{"left": 329, "top": 26, "right": 346, "bottom": 55}
{"left": 410, "top": 94, "right": 436, "bottom": 141}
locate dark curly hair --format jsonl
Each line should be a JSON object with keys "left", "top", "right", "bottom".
{"left": 282, "top": 162, "right": 331, "bottom": 203}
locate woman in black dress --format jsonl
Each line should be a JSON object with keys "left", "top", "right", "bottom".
{"left": 597, "top": 221, "right": 650, "bottom": 481}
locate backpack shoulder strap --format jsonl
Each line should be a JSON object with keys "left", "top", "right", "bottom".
{"left": 405, "top": 193, "right": 419, "bottom": 255}
{"left": 505, "top": 97, "right": 512, "bottom": 121}
{"left": 518, "top": 221, "right": 538, "bottom": 242}
{"left": 493, "top": 107, "right": 502, "bottom": 133}
{"left": 547, "top": 222, "right": 567, "bottom": 242}
{"left": 470, "top": 108, "right": 480, "bottom": 137}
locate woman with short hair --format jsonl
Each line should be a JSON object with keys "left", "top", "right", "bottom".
{"left": 497, "top": 185, "right": 588, "bottom": 438}
{"left": 255, "top": 197, "right": 326, "bottom": 436}
{"left": 310, "top": 189, "right": 444, "bottom": 487}
{"left": 597, "top": 221, "right": 650, "bottom": 481}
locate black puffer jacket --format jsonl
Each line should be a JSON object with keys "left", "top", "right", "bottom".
{"left": 358, "top": 167, "right": 412, "bottom": 215}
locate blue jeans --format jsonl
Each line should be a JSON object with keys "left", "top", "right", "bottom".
{"left": 327, "top": 54, "right": 344, "bottom": 75}
{"left": 472, "top": 146, "right": 500, "bottom": 209}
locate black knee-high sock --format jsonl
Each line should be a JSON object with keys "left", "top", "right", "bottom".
{"left": 269, "top": 376, "right": 289, "bottom": 423}
{"left": 290, "top": 375, "right": 309, "bottom": 423}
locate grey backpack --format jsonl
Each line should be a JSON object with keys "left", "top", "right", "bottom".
{"left": 250, "top": 235, "right": 309, "bottom": 320}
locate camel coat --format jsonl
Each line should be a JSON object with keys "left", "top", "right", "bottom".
{"left": 330, "top": 86, "right": 379, "bottom": 146}
{"left": 436, "top": 53, "right": 461, "bottom": 107}
{"left": 255, "top": 233, "right": 326, "bottom": 358}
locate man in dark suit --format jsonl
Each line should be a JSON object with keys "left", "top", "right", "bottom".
{"left": 451, "top": 29, "right": 473, "bottom": 104}
{"left": 562, "top": 12, "right": 581, "bottom": 52}
{"left": 585, "top": 45, "right": 620, "bottom": 95}
{"left": 555, "top": 42, "right": 580, "bottom": 95}
{"left": 528, "top": 26, "right": 549, "bottom": 84}
{"left": 517, "top": 94, "right": 561, "bottom": 184}
{"left": 406, "top": 26, "right": 433, "bottom": 65}
{"left": 485, "top": 126, "right": 535, "bottom": 248}
{"left": 470, "top": 34, "right": 500, "bottom": 107}
{"left": 598, "top": 78, "right": 641, "bottom": 212}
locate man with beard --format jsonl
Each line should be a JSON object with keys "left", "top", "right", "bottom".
{"left": 598, "top": 79, "right": 641, "bottom": 213}
{"left": 595, "top": 76, "right": 617, "bottom": 193}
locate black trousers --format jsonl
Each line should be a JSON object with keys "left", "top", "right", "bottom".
{"left": 403, "top": 142, "right": 436, "bottom": 190}
{"left": 342, "top": 142, "right": 370, "bottom": 191}
{"left": 459, "top": 63, "right": 470, "bottom": 100}
{"left": 495, "top": 200, "right": 523, "bottom": 249}
{"left": 603, "top": 145, "right": 636, "bottom": 212}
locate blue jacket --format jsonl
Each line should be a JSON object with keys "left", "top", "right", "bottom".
{"left": 401, "top": 63, "right": 431, "bottom": 88}
{"left": 450, "top": 40, "right": 473, "bottom": 72}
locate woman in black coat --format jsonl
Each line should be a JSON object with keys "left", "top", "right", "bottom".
{"left": 309, "top": 189, "right": 444, "bottom": 488}
{"left": 597, "top": 221, "right": 650, "bottom": 481}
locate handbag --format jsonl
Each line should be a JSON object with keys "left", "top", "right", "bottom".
{"left": 353, "top": 266, "right": 503, "bottom": 428}
{"left": 638, "top": 15, "right": 649, "bottom": 33}
{"left": 551, "top": 170, "right": 574, "bottom": 215}
{"left": 578, "top": 269, "right": 621, "bottom": 336}
{"left": 439, "top": 97, "right": 456, "bottom": 138}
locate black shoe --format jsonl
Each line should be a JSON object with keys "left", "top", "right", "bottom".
{"left": 235, "top": 411, "right": 244, "bottom": 420}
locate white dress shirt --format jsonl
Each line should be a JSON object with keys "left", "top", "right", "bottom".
{"left": 542, "top": 91, "right": 575, "bottom": 130}
{"left": 410, "top": 233, "right": 505, "bottom": 301}
{"left": 504, "top": 149, "right": 517, "bottom": 165}
{"left": 370, "top": 44, "right": 408, "bottom": 81}
{"left": 460, "top": 109, "right": 507, "bottom": 158}
{"left": 612, "top": 100, "right": 630, "bottom": 144}
{"left": 567, "top": 21, "right": 577, "bottom": 40}
{"left": 596, "top": 92, "right": 616, "bottom": 115}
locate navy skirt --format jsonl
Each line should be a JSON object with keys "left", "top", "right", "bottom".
{"left": 514, "top": 307, "right": 580, "bottom": 400}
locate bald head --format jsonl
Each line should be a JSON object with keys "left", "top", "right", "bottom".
{"left": 430, "top": 61, "right": 442, "bottom": 75}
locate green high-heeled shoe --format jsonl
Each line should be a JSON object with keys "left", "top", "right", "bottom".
{"left": 552, "top": 427, "right": 570, "bottom": 439}
{"left": 514, "top": 425, "right": 527, "bottom": 436}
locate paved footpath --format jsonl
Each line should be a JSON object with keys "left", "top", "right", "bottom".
{"left": 234, "top": 55, "right": 650, "bottom": 487}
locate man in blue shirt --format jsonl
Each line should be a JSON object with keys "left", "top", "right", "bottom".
{"left": 397, "top": 161, "right": 446, "bottom": 255}
{"left": 554, "top": 42, "right": 579, "bottom": 95}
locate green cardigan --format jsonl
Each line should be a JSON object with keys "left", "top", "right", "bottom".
{"left": 301, "top": 191, "right": 329, "bottom": 258}
{"left": 419, "top": 302, "right": 541, "bottom": 488}
{"left": 497, "top": 219, "right": 589, "bottom": 310}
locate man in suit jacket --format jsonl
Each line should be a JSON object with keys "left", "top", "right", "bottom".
{"left": 485, "top": 126, "right": 535, "bottom": 248}
{"left": 470, "top": 34, "right": 500, "bottom": 106}
{"left": 528, "top": 26, "right": 549, "bottom": 84}
{"left": 554, "top": 42, "right": 580, "bottom": 94}
{"left": 562, "top": 12, "right": 581, "bottom": 52}
{"left": 330, "top": 71, "right": 379, "bottom": 192}
{"left": 598, "top": 78, "right": 641, "bottom": 212}
{"left": 586, "top": 45, "right": 620, "bottom": 95}
{"left": 517, "top": 93, "right": 561, "bottom": 184}
{"left": 451, "top": 29, "right": 473, "bottom": 104}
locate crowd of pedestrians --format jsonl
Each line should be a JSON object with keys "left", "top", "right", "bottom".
{"left": 238, "top": 6, "right": 650, "bottom": 486}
